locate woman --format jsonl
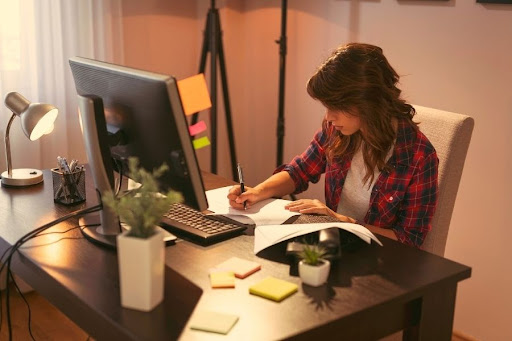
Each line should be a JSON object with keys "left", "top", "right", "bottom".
{"left": 228, "top": 43, "right": 438, "bottom": 248}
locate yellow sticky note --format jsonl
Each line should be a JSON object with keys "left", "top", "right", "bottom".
{"left": 177, "top": 73, "right": 212, "bottom": 116}
{"left": 249, "top": 277, "right": 298, "bottom": 302}
{"left": 193, "top": 136, "right": 211, "bottom": 150}
{"left": 210, "top": 271, "right": 235, "bottom": 289}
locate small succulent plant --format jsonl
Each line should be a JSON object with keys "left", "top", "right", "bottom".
{"left": 299, "top": 243, "right": 327, "bottom": 266}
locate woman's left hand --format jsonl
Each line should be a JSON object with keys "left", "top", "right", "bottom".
{"left": 285, "top": 199, "right": 336, "bottom": 217}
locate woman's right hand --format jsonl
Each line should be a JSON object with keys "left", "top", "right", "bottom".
{"left": 227, "top": 185, "right": 263, "bottom": 210}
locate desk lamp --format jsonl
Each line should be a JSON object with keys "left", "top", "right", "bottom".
{"left": 1, "top": 92, "right": 58, "bottom": 187}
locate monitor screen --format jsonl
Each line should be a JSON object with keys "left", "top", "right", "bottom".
{"left": 69, "top": 57, "right": 208, "bottom": 245}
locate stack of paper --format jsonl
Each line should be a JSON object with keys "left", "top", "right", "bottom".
{"left": 254, "top": 222, "right": 383, "bottom": 254}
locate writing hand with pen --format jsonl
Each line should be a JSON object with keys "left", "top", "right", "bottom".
{"left": 227, "top": 163, "right": 263, "bottom": 210}
{"left": 228, "top": 167, "right": 298, "bottom": 211}
{"left": 227, "top": 185, "right": 260, "bottom": 211}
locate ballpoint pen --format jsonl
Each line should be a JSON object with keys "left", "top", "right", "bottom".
{"left": 237, "top": 163, "right": 246, "bottom": 210}
{"left": 57, "top": 156, "right": 71, "bottom": 174}
{"left": 69, "top": 159, "right": 78, "bottom": 173}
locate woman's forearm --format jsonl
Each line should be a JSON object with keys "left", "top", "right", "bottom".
{"left": 329, "top": 211, "right": 398, "bottom": 241}
{"left": 363, "top": 224, "right": 398, "bottom": 240}
{"left": 253, "top": 171, "right": 296, "bottom": 200}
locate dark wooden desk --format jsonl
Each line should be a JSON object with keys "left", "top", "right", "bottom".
{"left": 0, "top": 169, "right": 471, "bottom": 340}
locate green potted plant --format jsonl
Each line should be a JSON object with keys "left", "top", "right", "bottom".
{"left": 102, "top": 157, "right": 183, "bottom": 311}
{"left": 298, "top": 243, "right": 331, "bottom": 287}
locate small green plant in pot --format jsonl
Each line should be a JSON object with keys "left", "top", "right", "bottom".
{"left": 300, "top": 244, "right": 327, "bottom": 266}
{"left": 102, "top": 157, "right": 183, "bottom": 311}
{"left": 298, "top": 243, "right": 331, "bottom": 287}
{"left": 102, "top": 157, "right": 183, "bottom": 238}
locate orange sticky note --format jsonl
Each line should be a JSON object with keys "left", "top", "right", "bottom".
{"left": 177, "top": 74, "right": 212, "bottom": 116}
{"left": 215, "top": 257, "right": 261, "bottom": 279}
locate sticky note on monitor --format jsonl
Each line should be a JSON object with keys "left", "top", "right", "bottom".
{"left": 177, "top": 73, "right": 212, "bottom": 116}
{"left": 215, "top": 257, "right": 261, "bottom": 279}
{"left": 249, "top": 277, "right": 298, "bottom": 302}
{"left": 189, "top": 120, "right": 207, "bottom": 136}
{"left": 190, "top": 310, "right": 239, "bottom": 334}
{"left": 193, "top": 136, "right": 211, "bottom": 150}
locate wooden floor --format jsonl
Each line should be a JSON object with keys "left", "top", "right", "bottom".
{"left": 0, "top": 284, "right": 90, "bottom": 341}
{"left": 1, "top": 284, "right": 476, "bottom": 341}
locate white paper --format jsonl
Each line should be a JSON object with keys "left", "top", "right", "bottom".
{"left": 254, "top": 223, "right": 383, "bottom": 254}
{"left": 206, "top": 186, "right": 299, "bottom": 225}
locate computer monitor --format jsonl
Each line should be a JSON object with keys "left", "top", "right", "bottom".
{"left": 69, "top": 56, "right": 208, "bottom": 248}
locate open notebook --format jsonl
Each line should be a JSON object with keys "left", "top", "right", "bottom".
{"left": 205, "top": 186, "right": 299, "bottom": 225}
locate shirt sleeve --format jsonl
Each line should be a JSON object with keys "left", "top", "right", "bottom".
{"left": 393, "top": 151, "right": 439, "bottom": 247}
{"left": 274, "top": 127, "right": 329, "bottom": 194}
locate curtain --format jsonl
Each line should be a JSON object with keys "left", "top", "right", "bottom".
{"left": 0, "top": 0, "right": 124, "bottom": 173}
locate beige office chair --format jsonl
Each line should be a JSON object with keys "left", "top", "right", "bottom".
{"left": 380, "top": 106, "right": 474, "bottom": 341}
{"left": 413, "top": 105, "right": 474, "bottom": 257}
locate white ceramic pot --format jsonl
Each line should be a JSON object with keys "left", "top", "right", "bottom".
{"left": 298, "top": 259, "right": 331, "bottom": 287}
{"left": 117, "top": 229, "right": 165, "bottom": 311}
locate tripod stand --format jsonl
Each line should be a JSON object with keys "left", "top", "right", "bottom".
{"left": 275, "top": 0, "right": 287, "bottom": 168}
{"left": 275, "top": 0, "right": 296, "bottom": 201}
{"left": 191, "top": 0, "right": 237, "bottom": 180}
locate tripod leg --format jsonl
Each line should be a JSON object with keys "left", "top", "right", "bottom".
{"left": 209, "top": 8, "right": 219, "bottom": 173}
{"left": 276, "top": 0, "right": 295, "bottom": 201}
{"left": 215, "top": 11, "right": 238, "bottom": 180}
{"left": 276, "top": 0, "right": 288, "bottom": 168}
{"left": 191, "top": 10, "right": 212, "bottom": 126}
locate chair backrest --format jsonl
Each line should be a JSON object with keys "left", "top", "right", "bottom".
{"left": 413, "top": 105, "right": 474, "bottom": 256}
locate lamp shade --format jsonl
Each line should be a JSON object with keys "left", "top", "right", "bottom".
{"left": 4, "top": 92, "right": 58, "bottom": 140}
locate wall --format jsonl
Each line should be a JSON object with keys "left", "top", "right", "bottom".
{"left": 122, "top": 0, "right": 512, "bottom": 340}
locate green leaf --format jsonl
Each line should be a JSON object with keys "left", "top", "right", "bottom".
{"left": 101, "top": 157, "right": 184, "bottom": 239}
{"left": 299, "top": 243, "right": 327, "bottom": 266}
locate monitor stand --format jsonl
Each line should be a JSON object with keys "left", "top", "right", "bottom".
{"left": 80, "top": 212, "right": 177, "bottom": 249}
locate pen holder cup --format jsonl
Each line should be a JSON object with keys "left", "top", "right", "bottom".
{"left": 51, "top": 168, "right": 86, "bottom": 205}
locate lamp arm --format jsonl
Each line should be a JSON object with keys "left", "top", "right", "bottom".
{"left": 4, "top": 113, "right": 16, "bottom": 177}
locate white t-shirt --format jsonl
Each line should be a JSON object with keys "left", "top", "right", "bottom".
{"left": 337, "top": 144, "right": 393, "bottom": 221}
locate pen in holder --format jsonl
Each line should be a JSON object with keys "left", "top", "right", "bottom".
{"left": 51, "top": 167, "right": 86, "bottom": 205}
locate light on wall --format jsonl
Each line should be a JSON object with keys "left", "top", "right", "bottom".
{"left": 2, "top": 92, "right": 58, "bottom": 187}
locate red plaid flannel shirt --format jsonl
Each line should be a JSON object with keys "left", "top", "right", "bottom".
{"left": 276, "top": 118, "right": 438, "bottom": 248}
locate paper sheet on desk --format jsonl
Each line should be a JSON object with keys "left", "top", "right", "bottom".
{"left": 254, "top": 223, "right": 383, "bottom": 254}
{"left": 205, "top": 186, "right": 300, "bottom": 225}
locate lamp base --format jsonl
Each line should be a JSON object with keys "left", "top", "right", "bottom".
{"left": 1, "top": 168, "right": 44, "bottom": 187}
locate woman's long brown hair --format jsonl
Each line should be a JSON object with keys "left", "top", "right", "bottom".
{"left": 307, "top": 43, "right": 417, "bottom": 185}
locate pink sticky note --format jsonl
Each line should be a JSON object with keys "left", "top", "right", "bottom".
{"left": 189, "top": 121, "right": 207, "bottom": 136}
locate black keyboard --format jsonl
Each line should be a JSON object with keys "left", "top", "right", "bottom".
{"left": 160, "top": 203, "right": 249, "bottom": 243}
